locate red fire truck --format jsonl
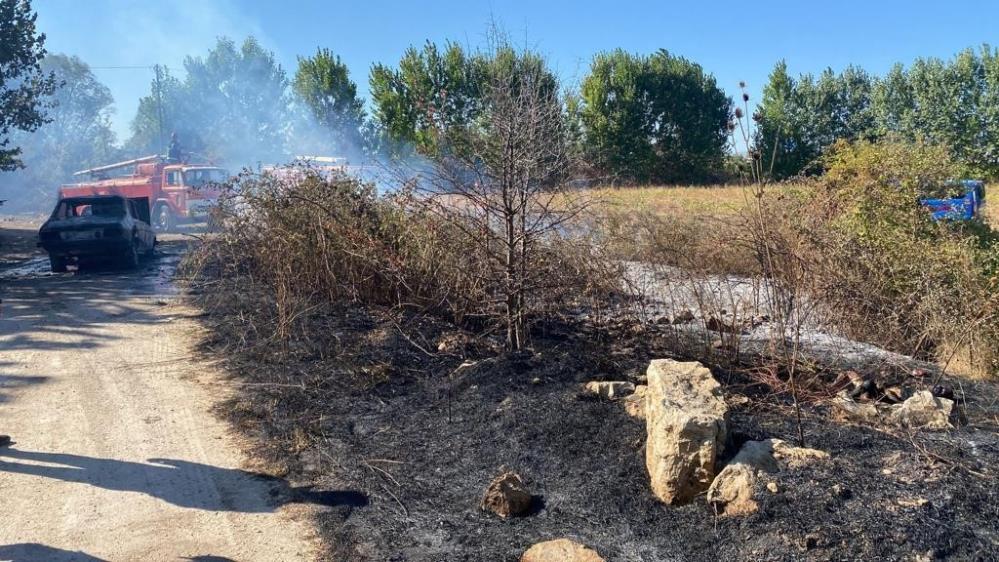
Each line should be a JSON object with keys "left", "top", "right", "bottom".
{"left": 59, "top": 156, "right": 228, "bottom": 232}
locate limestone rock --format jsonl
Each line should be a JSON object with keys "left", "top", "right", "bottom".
{"left": 707, "top": 462, "right": 760, "bottom": 516}
{"left": 521, "top": 539, "right": 605, "bottom": 562}
{"left": 891, "top": 391, "right": 954, "bottom": 430}
{"left": 832, "top": 392, "right": 894, "bottom": 424}
{"left": 645, "top": 359, "right": 728, "bottom": 505}
{"left": 583, "top": 381, "right": 636, "bottom": 400}
{"left": 481, "top": 471, "right": 532, "bottom": 519}
{"left": 707, "top": 438, "right": 828, "bottom": 516}
{"left": 622, "top": 385, "right": 647, "bottom": 419}
{"left": 770, "top": 439, "right": 830, "bottom": 468}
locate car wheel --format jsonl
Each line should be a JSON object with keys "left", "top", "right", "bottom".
{"left": 49, "top": 255, "right": 67, "bottom": 273}
{"left": 153, "top": 204, "right": 176, "bottom": 233}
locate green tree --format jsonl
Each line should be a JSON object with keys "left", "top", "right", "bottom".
{"left": 1, "top": 54, "right": 117, "bottom": 210}
{"left": 0, "top": 0, "right": 56, "bottom": 171}
{"left": 129, "top": 37, "right": 289, "bottom": 165}
{"left": 293, "top": 48, "right": 366, "bottom": 155}
{"left": 756, "top": 62, "right": 875, "bottom": 179}
{"left": 369, "top": 41, "right": 484, "bottom": 157}
{"left": 579, "top": 49, "right": 732, "bottom": 183}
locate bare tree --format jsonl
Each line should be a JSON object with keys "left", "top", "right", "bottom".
{"left": 409, "top": 44, "right": 589, "bottom": 350}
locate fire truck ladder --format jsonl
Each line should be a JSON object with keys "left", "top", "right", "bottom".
{"left": 73, "top": 155, "right": 164, "bottom": 178}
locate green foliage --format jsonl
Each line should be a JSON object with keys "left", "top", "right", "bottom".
{"left": 128, "top": 37, "right": 289, "bottom": 164}
{"left": 368, "top": 40, "right": 563, "bottom": 160}
{"left": 578, "top": 49, "right": 732, "bottom": 184}
{"left": 757, "top": 45, "right": 999, "bottom": 180}
{"left": 777, "top": 139, "right": 999, "bottom": 375}
{"left": 1, "top": 54, "right": 118, "bottom": 210}
{"left": 369, "top": 42, "right": 484, "bottom": 157}
{"left": 756, "top": 62, "right": 875, "bottom": 179}
{"left": 293, "top": 48, "right": 366, "bottom": 155}
{"left": 0, "top": 0, "right": 57, "bottom": 171}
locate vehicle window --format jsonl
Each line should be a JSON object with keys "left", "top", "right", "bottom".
{"left": 53, "top": 199, "right": 125, "bottom": 219}
{"left": 166, "top": 171, "right": 181, "bottom": 186}
{"left": 183, "top": 168, "right": 228, "bottom": 188}
{"left": 88, "top": 201, "right": 125, "bottom": 217}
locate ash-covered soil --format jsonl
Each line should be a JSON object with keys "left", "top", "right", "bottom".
{"left": 193, "top": 294, "right": 999, "bottom": 562}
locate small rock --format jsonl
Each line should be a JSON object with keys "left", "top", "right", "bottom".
{"left": 0, "top": 435, "right": 10, "bottom": 447}
{"left": 481, "top": 471, "right": 532, "bottom": 519}
{"left": 707, "top": 463, "right": 760, "bottom": 516}
{"left": 766, "top": 481, "right": 779, "bottom": 494}
{"left": 531, "top": 377, "right": 542, "bottom": 385}
{"left": 496, "top": 396, "right": 514, "bottom": 412}
{"left": 521, "top": 539, "right": 605, "bottom": 562}
{"left": 898, "top": 497, "right": 929, "bottom": 508}
{"left": 671, "top": 309, "right": 695, "bottom": 325}
{"left": 832, "top": 392, "right": 893, "bottom": 424}
{"left": 583, "top": 381, "right": 636, "bottom": 400}
{"left": 770, "top": 439, "right": 830, "bottom": 468}
{"left": 891, "top": 391, "right": 954, "bottom": 430}
{"left": 831, "top": 484, "right": 852, "bottom": 499}
{"left": 622, "top": 385, "right": 648, "bottom": 419}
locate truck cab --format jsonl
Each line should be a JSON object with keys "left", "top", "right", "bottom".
{"left": 153, "top": 164, "right": 228, "bottom": 230}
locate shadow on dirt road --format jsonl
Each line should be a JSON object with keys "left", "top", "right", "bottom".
{"left": 0, "top": 236, "right": 320, "bottom": 559}
{"left": 0, "top": 543, "right": 107, "bottom": 562}
{"left": 0, "top": 447, "right": 367, "bottom": 512}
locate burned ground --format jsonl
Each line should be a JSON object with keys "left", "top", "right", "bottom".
{"left": 189, "top": 286, "right": 999, "bottom": 562}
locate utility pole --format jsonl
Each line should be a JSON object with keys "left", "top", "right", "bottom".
{"left": 153, "top": 64, "right": 166, "bottom": 153}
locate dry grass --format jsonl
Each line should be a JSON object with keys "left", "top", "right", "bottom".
{"left": 584, "top": 184, "right": 797, "bottom": 218}
{"left": 985, "top": 191, "right": 998, "bottom": 226}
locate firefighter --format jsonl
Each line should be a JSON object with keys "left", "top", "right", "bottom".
{"left": 167, "top": 132, "right": 183, "bottom": 161}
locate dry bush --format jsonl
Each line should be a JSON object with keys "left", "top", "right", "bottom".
{"left": 183, "top": 165, "right": 617, "bottom": 347}
{"left": 753, "top": 140, "right": 999, "bottom": 377}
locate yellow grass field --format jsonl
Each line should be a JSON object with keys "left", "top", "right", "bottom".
{"left": 590, "top": 183, "right": 997, "bottom": 225}
{"left": 585, "top": 184, "right": 791, "bottom": 218}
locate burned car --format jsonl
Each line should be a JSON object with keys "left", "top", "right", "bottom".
{"left": 38, "top": 195, "right": 157, "bottom": 272}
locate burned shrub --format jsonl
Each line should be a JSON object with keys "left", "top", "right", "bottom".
{"left": 184, "top": 165, "right": 616, "bottom": 346}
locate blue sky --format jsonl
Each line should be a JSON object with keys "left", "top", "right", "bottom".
{"left": 34, "top": 0, "right": 999, "bottom": 141}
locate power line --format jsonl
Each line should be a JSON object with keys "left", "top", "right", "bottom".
{"left": 89, "top": 65, "right": 176, "bottom": 71}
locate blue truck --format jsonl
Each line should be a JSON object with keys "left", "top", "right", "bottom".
{"left": 921, "top": 180, "right": 986, "bottom": 221}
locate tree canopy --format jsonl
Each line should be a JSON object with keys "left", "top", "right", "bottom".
{"left": 0, "top": 0, "right": 56, "bottom": 171}
{"left": 0, "top": 54, "right": 117, "bottom": 210}
{"left": 292, "top": 48, "right": 366, "bottom": 156}
{"left": 756, "top": 46, "right": 999, "bottom": 180}
{"left": 578, "top": 49, "right": 732, "bottom": 184}
{"left": 129, "top": 37, "right": 289, "bottom": 165}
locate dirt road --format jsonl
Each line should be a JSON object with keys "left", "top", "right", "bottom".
{"left": 0, "top": 241, "right": 315, "bottom": 561}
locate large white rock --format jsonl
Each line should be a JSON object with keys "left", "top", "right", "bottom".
{"left": 645, "top": 359, "right": 728, "bottom": 505}
{"left": 891, "top": 391, "right": 954, "bottom": 430}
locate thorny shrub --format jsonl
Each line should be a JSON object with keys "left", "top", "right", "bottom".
{"left": 184, "top": 165, "right": 618, "bottom": 345}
